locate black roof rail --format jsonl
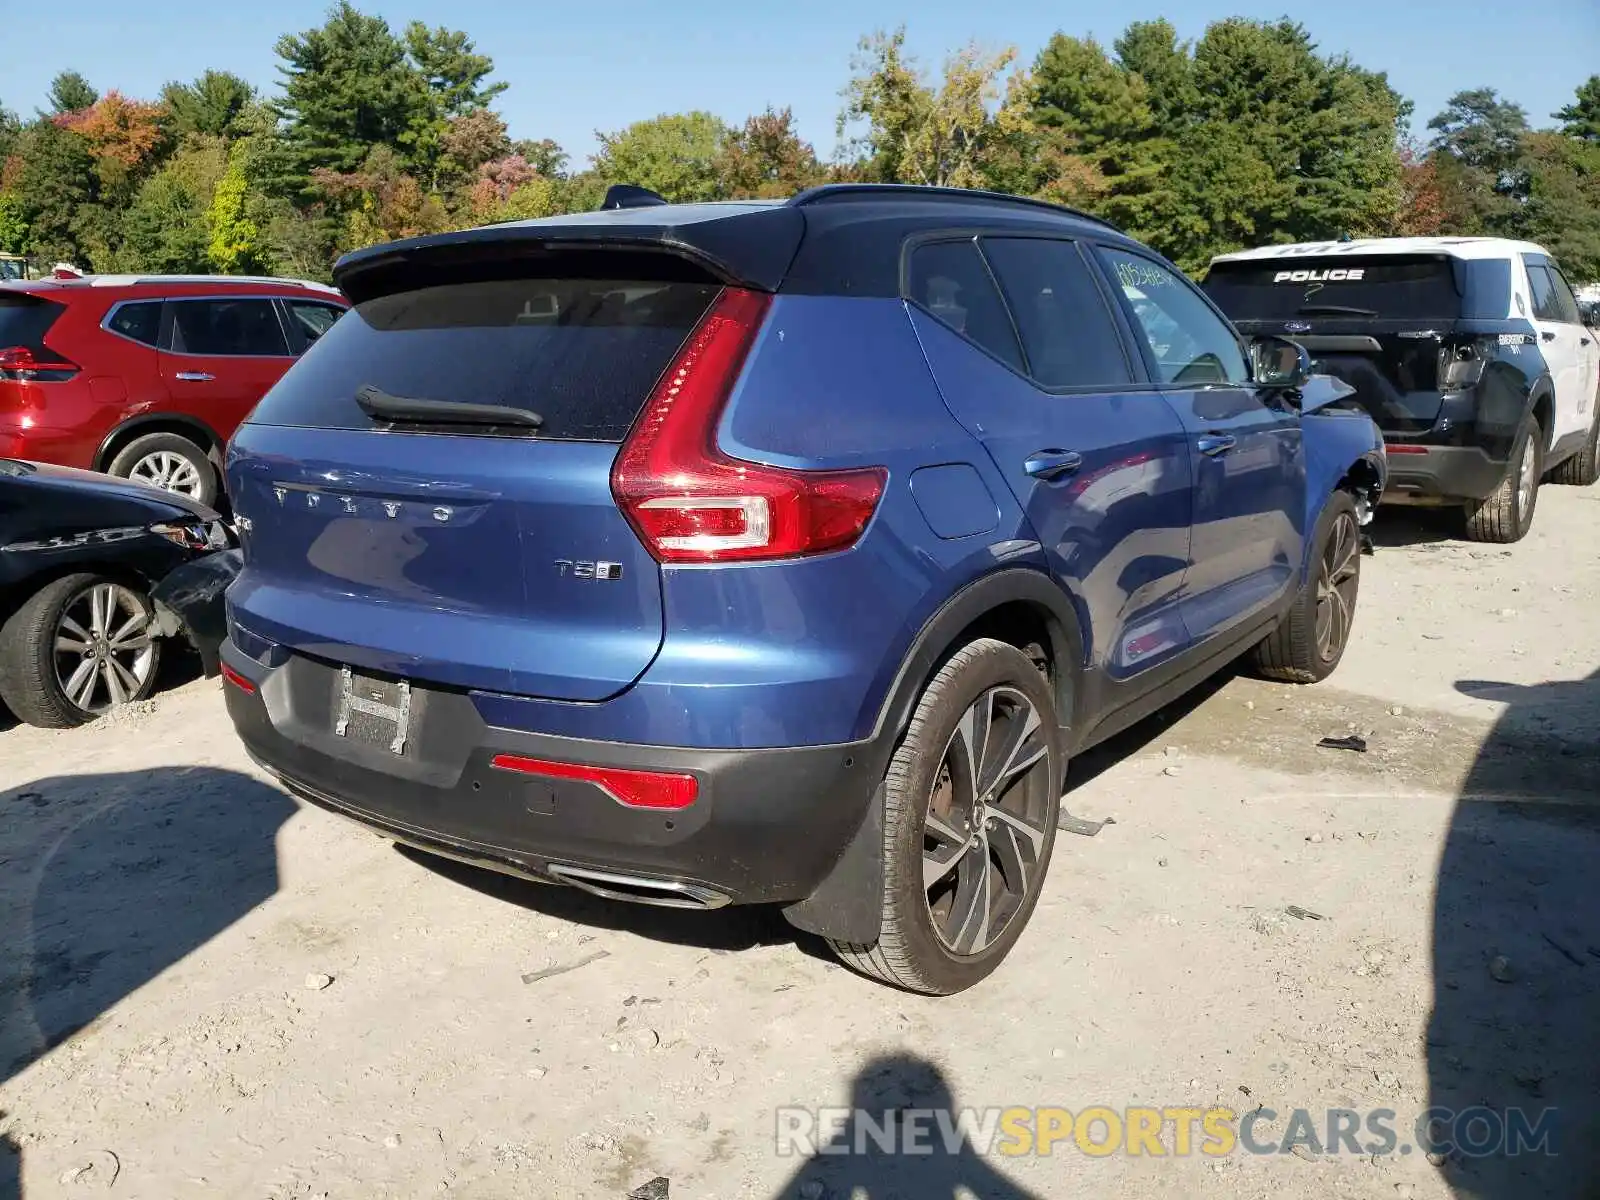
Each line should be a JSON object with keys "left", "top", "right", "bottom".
{"left": 786, "top": 183, "right": 1121, "bottom": 232}
{"left": 601, "top": 184, "right": 669, "bottom": 211}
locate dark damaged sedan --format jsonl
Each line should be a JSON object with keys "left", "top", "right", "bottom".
{"left": 0, "top": 459, "right": 237, "bottom": 727}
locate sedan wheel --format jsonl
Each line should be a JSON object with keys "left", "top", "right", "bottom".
{"left": 53, "top": 582, "right": 159, "bottom": 713}
{"left": 0, "top": 573, "right": 165, "bottom": 728}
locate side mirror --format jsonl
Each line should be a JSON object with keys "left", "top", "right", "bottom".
{"left": 1251, "top": 335, "right": 1313, "bottom": 389}
{"left": 1579, "top": 300, "right": 1599, "bottom": 328}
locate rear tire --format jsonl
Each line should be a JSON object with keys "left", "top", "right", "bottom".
{"left": 0, "top": 573, "right": 163, "bottom": 729}
{"left": 1549, "top": 403, "right": 1600, "bottom": 487}
{"left": 1463, "top": 414, "right": 1541, "bottom": 543}
{"left": 107, "top": 431, "right": 217, "bottom": 507}
{"left": 1252, "top": 490, "right": 1361, "bottom": 685}
{"left": 828, "top": 638, "right": 1063, "bottom": 994}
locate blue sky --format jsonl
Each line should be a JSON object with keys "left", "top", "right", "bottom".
{"left": 5, "top": 0, "right": 1597, "bottom": 166}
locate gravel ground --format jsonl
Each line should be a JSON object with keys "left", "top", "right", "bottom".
{"left": 2, "top": 484, "right": 1598, "bottom": 1200}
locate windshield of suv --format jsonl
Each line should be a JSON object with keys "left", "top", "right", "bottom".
{"left": 1202, "top": 254, "right": 1510, "bottom": 322}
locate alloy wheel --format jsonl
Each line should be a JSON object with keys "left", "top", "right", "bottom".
{"left": 129, "top": 450, "right": 204, "bottom": 499}
{"left": 52, "top": 583, "right": 157, "bottom": 714}
{"left": 920, "top": 686, "right": 1053, "bottom": 955}
{"left": 1516, "top": 435, "right": 1537, "bottom": 514}
{"left": 1314, "top": 511, "right": 1360, "bottom": 662}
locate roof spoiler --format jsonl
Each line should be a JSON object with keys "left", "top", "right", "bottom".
{"left": 601, "top": 184, "right": 668, "bottom": 211}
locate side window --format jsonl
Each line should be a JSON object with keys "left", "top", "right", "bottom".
{"left": 906, "top": 239, "right": 1024, "bottom": 373}
{"left": 171, "top": 299, "right": 290, "bottom": 357}
{"left": 1546, "top": 265, "right": 1582, "bottom": 324}
{"left": 1096, "top": 247, "right": 1248, "bottom": 385}
{"left": 980, "top": 238, "right": 1132, "bottom": 388}
{"left": 106, "top": 301, "right": 162, "bottom": 348}
{"left": 287, "top": 301, "right": 343, "bottom": 351}
{"left": 1525, "top": 263, "right": 1564, "bottom": 323}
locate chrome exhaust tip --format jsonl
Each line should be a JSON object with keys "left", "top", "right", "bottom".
{"left": 547, "top": 864, "right": 731, "bottom": 910}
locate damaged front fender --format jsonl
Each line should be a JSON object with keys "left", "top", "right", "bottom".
{"left": 1298, "top": 374, "right": 1387, "bottom": 571}
{"left": 151, "top": 549, "right": 243, "bottom": 678}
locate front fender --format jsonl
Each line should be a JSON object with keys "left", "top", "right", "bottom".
{"left": 1300, "top": 379, "right": 1386, "bottom": 572}
{"left": 151, "top": 548, "right": 242, "bottom": 677}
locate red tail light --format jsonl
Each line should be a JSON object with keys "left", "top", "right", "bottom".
{"left": 491, "top": 753, "right": 698, "bottom": 810}
{"left": 611, "top": 288, "right": 887, "bottom": 563}
{"left": 220, "top": 663, "right": 257, "bottom": 694}
{"left": 0, "top": 345, "right": 79, "bottom": 381}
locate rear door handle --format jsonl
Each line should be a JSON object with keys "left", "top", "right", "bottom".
{"left": 1197, "top": 433, "right": 1237, "bottom": 457}
{"left": 175, "top": 371, "right": 214, "bottom": 382}
{"left": 1023, "top": 449, "right": 1083, "bottom": 480}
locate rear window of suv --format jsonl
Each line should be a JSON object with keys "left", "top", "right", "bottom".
{"left": 1202, "top": 254, "right": 1513, "bottom": 322}
{"left": 248, "top": 277, "right": 721, "bottom": 441}
{"left": 0, "top": 294, "right": 66, "bottom": 352}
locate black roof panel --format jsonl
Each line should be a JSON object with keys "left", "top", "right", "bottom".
{"left": 333, "top": 185, "right": 1136, "bottom": 302}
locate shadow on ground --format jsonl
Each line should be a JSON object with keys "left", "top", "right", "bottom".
{"left": 1368, "top": 507, "right": 1464, "bottom": 548}
{"left": 393, "top": 845, "right": 821, "bottom": 957}
{"left": 768, "top": 1054, "right": 1042, "bottom": 1199}
{"left": 1428, "top": 669, "right": 1600, "bottom": 1198}
{"left": 0, "top": 767, "right": 294, "bottom": 1089}
{"left": 0, "top": 1128, "right": 16, "bottom": 1200}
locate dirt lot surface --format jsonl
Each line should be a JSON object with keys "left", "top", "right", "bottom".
{"left": 3, "top": 487, "right": 1599, "bottom": 1200}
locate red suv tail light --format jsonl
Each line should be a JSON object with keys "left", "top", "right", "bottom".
{"left": 0, "top": 345, "right": 80, "bottom": 382}
{"left": 611, "top": 287, "right": 887, "bottom": 563}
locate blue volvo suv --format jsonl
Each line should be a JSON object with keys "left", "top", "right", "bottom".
{"left": 221, "top": 185, "right": 1386, "bottom": 994}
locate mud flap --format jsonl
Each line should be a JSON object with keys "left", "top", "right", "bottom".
{"left": 781, "top": 781, "right": 885, "bottom": 944}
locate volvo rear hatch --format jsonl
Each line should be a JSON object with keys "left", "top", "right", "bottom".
{"left": 226, "top": 204, "right": 804, "bottom": 701}
{"left": 1203, "top": 253, "right": 1515, "bottom": 435}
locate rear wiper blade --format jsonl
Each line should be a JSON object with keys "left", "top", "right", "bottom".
{"left": 355, "top": 384, "right": 543, "bottom": 429}
{"left": 1296, "top": 304, "right": 1379, "bottom": 317}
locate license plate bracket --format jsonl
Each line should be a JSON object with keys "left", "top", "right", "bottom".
{"left": 334, "top": 665, "right": 411, "bottom": 755}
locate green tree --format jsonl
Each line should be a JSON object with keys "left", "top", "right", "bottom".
{"left": 208, "top": 140, "right": 268, "bottom": 272}
{"left": 9, "top": 118, "right": 99, "bottom": 264}
{"left": 0, "top": 193, "right": 26, "bottom": 253}
{"left": 1112, "top": 20, "right": 1192, "bottom": 128}
{"left": 714, "top": 107, "right": 824, "bottom": 198}
{"left": 0, "top": 105, "right": 19, "bottom": 166}
{"left": 272, "top": 1, "right": 429, "bottom": 196}
{"left": 1510, "top": 132, "right": 1600, "bottom": 280}
{"left": 1184, "top": 19, "right": 1402, "bottom": 247}
{"left": 592, "top": 111, "right": 728, "bottom": 202}
{"left": 47, "top": 71, "right": 98, "bottom": 116}
{"left": 403, "top": 22, "right": 506, "bottom": 119}
{"left": 1426, "top": 88, "right": 1532, "bottom": 230}
{"left": 161, "top": 71, "right": 258, "bottom": 139}
{"left": 119, "top": 169, "right": 210, "bottom": 272}
{"left": 1428, "top": 87, "right": 1529, "bottom": 174}
{"left": 1027, "top": 34, "right": 1170, "bottom": 226}
{"left": 839, "top": 28, "right": 1031, "bottom": 189}
{"left": 1556, "top": 75, "right": 1600, "bottom": 143}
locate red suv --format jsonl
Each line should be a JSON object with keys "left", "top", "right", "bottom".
{"left": 0, "top": 275, "right": 348, "bottom": 506}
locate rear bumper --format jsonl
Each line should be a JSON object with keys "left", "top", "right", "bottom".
{"left": 222, "top": 641, "right": 882, "bottom": 907}
{"left": 1381, "top": 445, "right": 1508, "bottom": 503}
